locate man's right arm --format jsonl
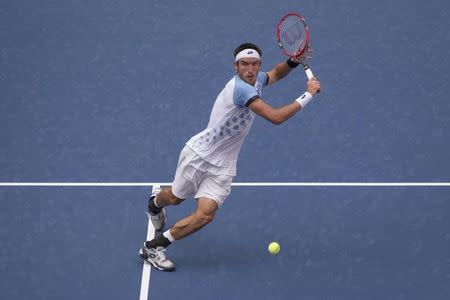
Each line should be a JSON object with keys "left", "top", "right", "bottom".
{"left": 248, "top": 78, "right": 321, "bottom": 125}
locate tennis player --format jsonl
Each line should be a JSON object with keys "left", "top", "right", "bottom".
{"left": 139, "top": 43, "right": 321, "bottom": 271}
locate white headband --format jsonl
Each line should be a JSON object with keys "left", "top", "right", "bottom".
{"left": 234, "top": 48, "right": 261, "bottom": 62}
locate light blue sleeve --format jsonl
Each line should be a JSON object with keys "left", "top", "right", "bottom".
{"left": 233, "top": 77, "right": 259, "bottom": 108}
{"left": 257, "top": 72, "right": 269, "bottom": 87}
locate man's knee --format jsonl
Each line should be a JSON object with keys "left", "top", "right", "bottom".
{"left": 195, "top": 198, "right": 218, "bottom": 225}
{"left": 196, "top": 211, "right": 215, "bottom": 225}
{"left": 172, "top": 197, "right": 184, "bottom": 205}
{"left": 160, "top": 186, "right": 184, "bottom": 205}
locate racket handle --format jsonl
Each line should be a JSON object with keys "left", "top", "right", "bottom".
{"left": 301, "top": 62, "right": 314, "bottom": 79}
{"left": 305, "top": 68, "right": 314, "bottom": 80}
{"left": 302, "top": 63, "right": 320, "bottom": 93}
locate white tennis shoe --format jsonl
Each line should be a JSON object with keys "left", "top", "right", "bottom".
{"left": 139, "top": 245, "right": 175, "bottom": 272}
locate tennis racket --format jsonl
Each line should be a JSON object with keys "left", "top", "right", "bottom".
{"left": 276, "top": 12, "right": 318, "bottom": 85}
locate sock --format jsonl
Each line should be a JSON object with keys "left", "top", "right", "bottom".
{"left": 145, "top": 234, "right": 171, "bottom": 249}
{"left": 148, "top": 196, "right": 162, "bottom": 215}
{"left": 163, "top": 229, "right": 175, "bottom": 243}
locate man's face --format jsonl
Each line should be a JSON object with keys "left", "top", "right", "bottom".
{"left": 234, "top": 58, "right": 261, "bottom": 85}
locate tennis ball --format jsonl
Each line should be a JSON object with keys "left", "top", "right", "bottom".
{"left": 268, "top": 242, "right": 280, "bottom": 255}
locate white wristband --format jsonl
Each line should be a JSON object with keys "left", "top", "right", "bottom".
{"left": 295, "top": 92, "right": 313, "bottom": 108}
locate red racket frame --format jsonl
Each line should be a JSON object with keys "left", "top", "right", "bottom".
{"left": 276, "top": 12, "right": 311, "bottom": 59}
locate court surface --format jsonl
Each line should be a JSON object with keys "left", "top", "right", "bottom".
{"left": 1, "top": 0, "right": 450, "bottom": 299}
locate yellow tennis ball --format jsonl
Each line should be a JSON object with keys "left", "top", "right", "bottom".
{"left": 268, "top": 242, "right": 280, "bottom": 255}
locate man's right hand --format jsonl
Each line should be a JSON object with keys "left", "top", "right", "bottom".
{"left": 307, "top": 77, "right": 321, "bottom": 96}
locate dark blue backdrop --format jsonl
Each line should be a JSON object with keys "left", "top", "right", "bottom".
{"left": 1, "top": 0, "right": 449, "bottom": 299}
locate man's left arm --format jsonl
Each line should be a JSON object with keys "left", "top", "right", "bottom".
{"left": 265, "top": 58, "right": 299, "bottom": 85}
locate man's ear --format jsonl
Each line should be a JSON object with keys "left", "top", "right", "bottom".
{"left": 233, "top": 62, "right": 239, "bottom": 73}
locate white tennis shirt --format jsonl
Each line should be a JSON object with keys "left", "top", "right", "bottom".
{"left": 186, "top": 72, "right": 268, "bottom": 176}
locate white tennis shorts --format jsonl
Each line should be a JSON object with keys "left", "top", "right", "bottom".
{"left": 171, "top": 146, "right": 233, "bottom": 208}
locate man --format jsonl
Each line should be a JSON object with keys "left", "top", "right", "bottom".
{"left": 139, "top": 43, "right": 321, "bottom": 271}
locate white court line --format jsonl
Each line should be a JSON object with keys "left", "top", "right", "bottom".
{"left": 139, "top": 185, "right": 158, "bottom": 300}
{"left": 232, "top": 182, "right": 450, "bottom": 187}
{"left": 0, "top": 182, "right": 450, "bottom": 187}
{"left": 139, "top": 217, "right": 154, "bottom": 300}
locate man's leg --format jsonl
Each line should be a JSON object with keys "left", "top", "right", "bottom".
{"left": 148, "top": 147, "right": 199, "bottom": 231}
{"left": 140, "top": 197, "right": 218, "bottom": 271}
{"left": 153, "top": 186, "right": 184, "bottom": 207}
{"left": 148, "top": 186, "right": 184, "bottom": 231}
{"left": 170, "top": 197, "right": 218, "bottom": 239}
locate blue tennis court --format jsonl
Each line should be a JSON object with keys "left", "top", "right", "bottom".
{"left": 1, "top": 0, "right": 450, "bottom": 299}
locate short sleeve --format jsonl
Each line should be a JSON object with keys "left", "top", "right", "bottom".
{"left": 257, "top": 72, "right": 269, "bottom": 87}
{"left": 233, "top": 78, "right": 259, "bottom": 108}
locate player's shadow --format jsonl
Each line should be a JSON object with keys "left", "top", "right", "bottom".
{"left": 171, "top": 236, "right": 265, "bottom": 270}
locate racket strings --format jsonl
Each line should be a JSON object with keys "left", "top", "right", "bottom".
{"left": 279, "top": 16, "right": 308, "bottom": 56}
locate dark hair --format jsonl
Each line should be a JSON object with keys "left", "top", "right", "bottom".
{"left": 233, "top": 43, "right": 262, "bottom": 58}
